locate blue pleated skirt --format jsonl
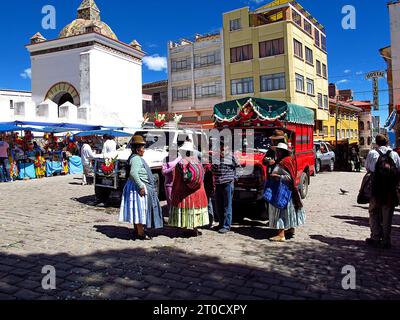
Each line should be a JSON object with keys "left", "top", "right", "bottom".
{"left": 119, "top": 180, "right": 148, "bottom": 225}
{"left": 268, "top": 199, "right": 306, "bottom": 230}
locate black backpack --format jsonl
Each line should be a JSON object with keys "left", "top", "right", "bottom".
{"left": 375, "top": 150, "right": 397, "bottom": 180}
{"left": 373, "top": 150, "right": 398, "bottom": 200}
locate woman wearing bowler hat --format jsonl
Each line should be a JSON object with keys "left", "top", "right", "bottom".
{"left": 119, "top": 135, "right": 163, "bottom": 240}
{"left": 267, "top": 143, "right": 306, "bottom": 242}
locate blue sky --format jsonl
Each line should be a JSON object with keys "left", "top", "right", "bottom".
{"left": 0, "top": 0, "right": 393, "bottom": 122}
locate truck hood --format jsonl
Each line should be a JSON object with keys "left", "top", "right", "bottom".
{"left": 94, "top": 149, "right": 168, "bottom": 168}
{"left": 235, "top": 151, "right": 266, "bottom": 167}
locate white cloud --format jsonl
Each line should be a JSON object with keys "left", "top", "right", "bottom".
{"left": 356, "top": 71, "right": 363, "bottom": 75}
{"left": 143, "top": 55, "right": 167, "bottom": 72}
{"left": 20, "top": 68, "right": 31, "bottom": 79}
{"left": 344, "top": 69, "right": 351, "bottom": 74}
{"left": 336, "top": 79, "right": 349, "bottom": 84}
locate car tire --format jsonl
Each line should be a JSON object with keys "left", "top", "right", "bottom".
{"left": 299, "top": 172, "right": 309, "bottom": 200}
{"left": 328, "top": 159, "right": 335, "bottom": 172}
{"left": 95, "top": 187, "right": 111, "bottom": 204}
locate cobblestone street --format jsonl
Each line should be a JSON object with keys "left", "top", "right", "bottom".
{"left": 0, "top": 171, "right": 399, "bottom": 300}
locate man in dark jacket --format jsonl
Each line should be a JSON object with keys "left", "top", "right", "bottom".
{"left": 211, "top": 141, "right": 240, "bottom": 234}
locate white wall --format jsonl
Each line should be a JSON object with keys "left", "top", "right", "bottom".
{"left": 30, "top": 48, "right": 84, "bottom": 106}
{"left": 88, "top": 47, "right": 143, "bottom": 127}
{"left": 0, "top": 92, "right": 35, "bottom": 122}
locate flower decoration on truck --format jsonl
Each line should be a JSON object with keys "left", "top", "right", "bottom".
{"left": 141, "top": 113, "right": 184, "bottom": 128}
{"left": 101, "top": 156, "right": 118, "bottom": 176}
{"left": 154, "top": 112, "right": 166, "bottom": 128}
{"left": 237, "top": 100, "right": 255, "bottom": 121}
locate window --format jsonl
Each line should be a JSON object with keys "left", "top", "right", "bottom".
{"left": 346, "top": 130, "right": 350, "bottom": 139}
{"left": 316, "top": 60, "right": 321, "bottom": 76}
{"left": 172, "top": 86, "right": 192, "bottom": 101}
{"left": 14, "top": 102, "right": 25, "bottom": 116}
{"left": 259, "top": 38, "right": 284, "bottom": 58}
{"left": 292, "top": 10, "right": 302, "bottom": 27}
{"left": 322, "top": 126, "right": 328, "bottom": 136}
{"left": 194, "top": 50, "right": 221, "bottom": 68}
{"left": 360, "top": 137, "right": 365, "bottom": 146}
{"left": 318, "top": 93, "right": 323, "bottom": 109}
{"left": 230, "top": 18, "right": 241, "bottom": 31}
{"left": 260, "top": 73, "right": 286, "bottom": 92}
{"left": 293, "top": 39, "right": 303, "bottom": 59}
{"left": 306, "top": 78, "right": 315, "bottom": 96}
{"left": 367, "top": 137, "right": 372, "bottom": 145}
{"left": 321, "top": 35, "right": 327, "bottom": 51}
{"left": 304, "top": 20, "right": 312, "bottom": 35}
{"left": 341, "top": 129, "right": 345, "bottom": 139}
{"left": 359, "top": 121, "right": 365, "bottom": 131}
{"left": 231, "top": 44, "right": 253, "bottom": 63}
{"left": 315, "top": 29, "right": 320, "bottom": 47}
{"left": 295, "top": 74, "right": 305, "bottom": 92}
{"left": 195, "top": 81, "right": 222, "bottom": 98}
{"left": 172, "top": 58, "right": 191, "bottom": 72}
{"left": 9, "top": 100, "right": 14, "bottom": 109}
{"left": 305, "top": 47, "right": 313, "bottom": 65}
{"left": 330, "top": 126, "right": 335, "bottom": 137}
{"left": 231, "top": 77, "right": 254, "bottom": 95}
{"left": 323, "top": 95, "right": 328, "bottom": 110}
{"left": 367, "top": 121, "right": 371, "bottom": 130}
{"left": 322, "top": 63, "right": 327, "bottom": 78}
{"left": 350, "top": 129, "right": 354, "bottom": 138}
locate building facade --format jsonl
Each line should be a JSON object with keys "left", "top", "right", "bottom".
{"left": 24, "top": 0, "right": 145, "bottom": 127}
{"left": 351, "top": 100, "right": 373, "bottom": 158}
{"left": 142, "top": 80, "right": 168, "bottom": 114}
{"left": 0, "top": 90, "right": 35, "bottom": 122}
{"left": 314, "top": 98, "right": 361, "bottom": 146}
{"left": 168, "top": 32, "right": 225, "bottom": 125}
{"left": 222, "top": 0, "right": 329, "bottom": 124}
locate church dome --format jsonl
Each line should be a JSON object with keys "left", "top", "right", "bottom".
{"left": 59, "top": 19, "right": 118, "bottom": 40}
{"left": 58, "top": 0, "right": 118, "bottom": 40}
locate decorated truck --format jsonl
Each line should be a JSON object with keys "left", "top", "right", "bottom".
{"left": 213, "top": 97, "right": 315, "bottom": 207}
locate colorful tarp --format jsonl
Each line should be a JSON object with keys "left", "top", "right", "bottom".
{"left": 68, "top": 156, "right": 83, "bottom": 174}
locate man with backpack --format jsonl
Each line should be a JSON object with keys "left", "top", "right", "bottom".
{"left": 365, "top": 134, "right": 400, "bottom": 249}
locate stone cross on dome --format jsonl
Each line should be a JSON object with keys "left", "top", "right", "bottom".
{"left": 77, "top": 0, "right": 101, "bottom": 21}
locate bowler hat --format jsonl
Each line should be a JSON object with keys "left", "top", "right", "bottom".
{"left": 131, "top": 135, "right": 146, "bottom": 146}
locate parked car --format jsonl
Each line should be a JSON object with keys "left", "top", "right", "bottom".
{"left": 314, "top": 141, "right": 335, "bottom": 173}
{"left": 93, "top": 125, "right": 207, "bottom": 204}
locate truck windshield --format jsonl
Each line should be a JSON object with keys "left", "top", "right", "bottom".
{"left": 133, "top": 131, "right": 170, "bottom": 149}
{"left": 236, "top": 130, "right": 273, "bottom": 153}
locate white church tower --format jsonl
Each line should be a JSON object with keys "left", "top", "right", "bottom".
{"left": 26, "top": 0, "right": 145, "bottom": 127}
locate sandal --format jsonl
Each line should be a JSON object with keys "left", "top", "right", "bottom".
{"left": 269, "top": 236, "right": 286, "bottom": 242}
{"left": 136, "top": 234, "right": 152, "bottom": 241}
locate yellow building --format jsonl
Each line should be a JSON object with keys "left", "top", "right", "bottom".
{"left": 222, "top": 0, "right": 329, "bottom": 122}
{"left": 315, "top": 98, "right": 361, "bottom": 145}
